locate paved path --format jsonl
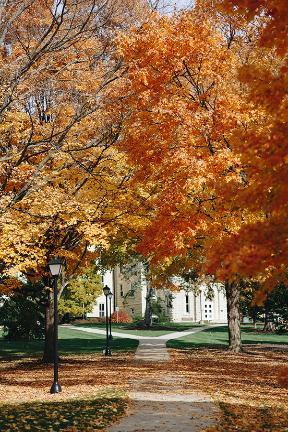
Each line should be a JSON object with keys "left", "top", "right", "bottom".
{"left": 135, "top": 339, "right": 169, "bottom": 361}
{"left": 134, "top": 327, "right": 208, "bottom": 362}
{"left": 65, "top": 324, "right": 221, "bottom": 431}
{"left": 107, "top": 373, "right": 220, "bottom": 432}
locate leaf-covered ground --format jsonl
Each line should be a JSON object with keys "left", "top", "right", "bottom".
{"left": 0, "top": 347, "right": 287, "bottom": 431}
{"left": 170, "top": 347, "right": 288, "bottom": 432}
{"left": 0, "top": 391, "right": 128, "bottom": 432}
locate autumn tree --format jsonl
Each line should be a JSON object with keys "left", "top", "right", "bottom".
{"left": 115, "top": 5, "right": 252, "bottom": 350}
{"left": 204, "top": 0, "right": 288, "bottom": 289}
{"left": 0, "top": 0, "right": 151, "bottom": 361}
{"left": 114, "top": 0, "right": 288, "bottom": 351}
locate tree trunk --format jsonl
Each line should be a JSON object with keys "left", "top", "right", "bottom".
{"left": 253, "top": 315, "right": 257, "bottom": 330}
{"left": 263, "top": 303, "right": 275, "bottom": 332}
{"left": 144, "top": 287, "right": 153, "bottom": 328}
{"left": 263, "top": 320, "right": 275, "bottom": 332}
{"left": 42, "top": 289, "right": 54, "bottom": 363}
{"left": 144, "top": 299, "right": 152, "bottom": 327}
{"left": 225, "top": 281, "right": 242, "bottom": 352}
{"left": 252, "top": 308, "right": 257, "bottom": 329}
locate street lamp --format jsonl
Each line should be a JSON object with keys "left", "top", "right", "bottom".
{"left": 108, "top": 291, "right": 113, "bottom": 340}
{"left": 103, "top": 285, "right": 112, "bottom": 356}
{"left": 48, "top": 256, "right": 65, "bottom": 394}
{"left": 199, "top": 288, "right": 203, "bottom": 324}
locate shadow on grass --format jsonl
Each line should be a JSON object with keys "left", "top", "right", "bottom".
{"left": 60, "top": 337, "right": 138, "bottom": 354}
{"left": 0, "top": 337, "right": 138, "bottom": 360}
{"left": 0, "top": 394, "right": 128, "bottom": 432}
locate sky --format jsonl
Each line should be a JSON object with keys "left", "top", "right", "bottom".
{"left": 161, "top": 0, "right": 194, "bottom": 14}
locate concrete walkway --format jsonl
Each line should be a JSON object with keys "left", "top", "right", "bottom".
{"left": 135, "top": 339, "right": 169, "bottom": 361}
{"left": 134, "top": 327, "right": 208, "bottom": 362}
{"left": 107, "top": 373, "right": 220, "bottom": 432}
{"left": 65, "top": 324, "right": 221, "bottom": 431}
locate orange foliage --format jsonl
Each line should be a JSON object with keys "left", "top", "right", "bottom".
{"left": 206, "top": 0, "right": 288, "bottom": 287}
{"left": 116, "top": 1, "right": 288, "bottom": 290}
{"left": 111, "top": 310, "right": 133, "bottom": 323}
{"left": 0, "top": 277, "right": 22, "bottom": 294}
{"left": 116, "top": 6, "right": 246, "bottom": 275}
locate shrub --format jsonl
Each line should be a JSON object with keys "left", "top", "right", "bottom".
{"left": 132, "top": 314, "right": 144, "bottom": 324}
{"left": 151, "top": 299, "right": 170, "bottom": 323}
{"left": 111, "top": 310, "right": 132, "bottom": 323}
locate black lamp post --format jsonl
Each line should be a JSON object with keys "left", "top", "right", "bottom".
{"left": 48, "top": 256, "right": 64, "bottom": 394}
{"left": 108, "top": 291, "right": 113, "bottom": 340}
{"left": 103, "top": 285, "right": 112, "bottom": 356}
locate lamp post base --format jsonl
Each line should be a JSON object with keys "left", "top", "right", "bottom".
{"left": 104, "top": 347, "right": 112, "bottom": 356}
{"left": 50, "top": 381, "right": 62, "bottom": 394}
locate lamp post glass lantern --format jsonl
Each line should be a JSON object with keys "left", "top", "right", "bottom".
{"left": 108, "top": 291, "right": 113, "bottom": 340}
{"left": 103, "top": 285, "right": 112, "bottom": 356}
{"left": 48, "top": 256, "right": 64, "bottom": 394}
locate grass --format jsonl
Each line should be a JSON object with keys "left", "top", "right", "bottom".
{"left": 0, "top": 390, "right": 128, "bottom": 432}
{"left": 2, "top": 324, "right": 286, "bottom": 359}
{"left": 73, "top": 321, "right": 203, "bottom": 337}
{"left": 0, "top": 327, "right": 138, "bottom": 360}
{"left": 167, "top": 325, "right": 288, "bottom": 349}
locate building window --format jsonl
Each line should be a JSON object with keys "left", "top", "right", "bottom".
{"left": 120, "top": 284, "right": 124, "bottom": 297}
{"left": 185, "top": 293, "right": 189, "bottom": 313}
{"left": 204, "top": 303, "right": 213, "bottom": 320}
{"left": 99, "top": 303, "right": 105, "bottom": 317}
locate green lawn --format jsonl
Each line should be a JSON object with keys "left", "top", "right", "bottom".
{"left": 0, "top": 390, "right": 128, "bottom": 432}
{"left": 0, "top": 327, "right": 138, "bottom": 360}
{"left": 167, "top": 325, "right": 288, "bottom": 349}
{"left": 73, "top": 321, "right": 203, "bottom": 337}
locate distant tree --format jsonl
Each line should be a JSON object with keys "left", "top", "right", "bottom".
{"left": 240, "top": 282, "right": 288, "bottom": 333}
{"left": 59, "top": 266, "right": 103, "bottom": 321}
{"left": 263, "top": 284, "right": 288, "bottom": 333}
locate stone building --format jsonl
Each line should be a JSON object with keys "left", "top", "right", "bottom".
{"left": 88, "top": 264, "right": 227, "bottom": 323}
